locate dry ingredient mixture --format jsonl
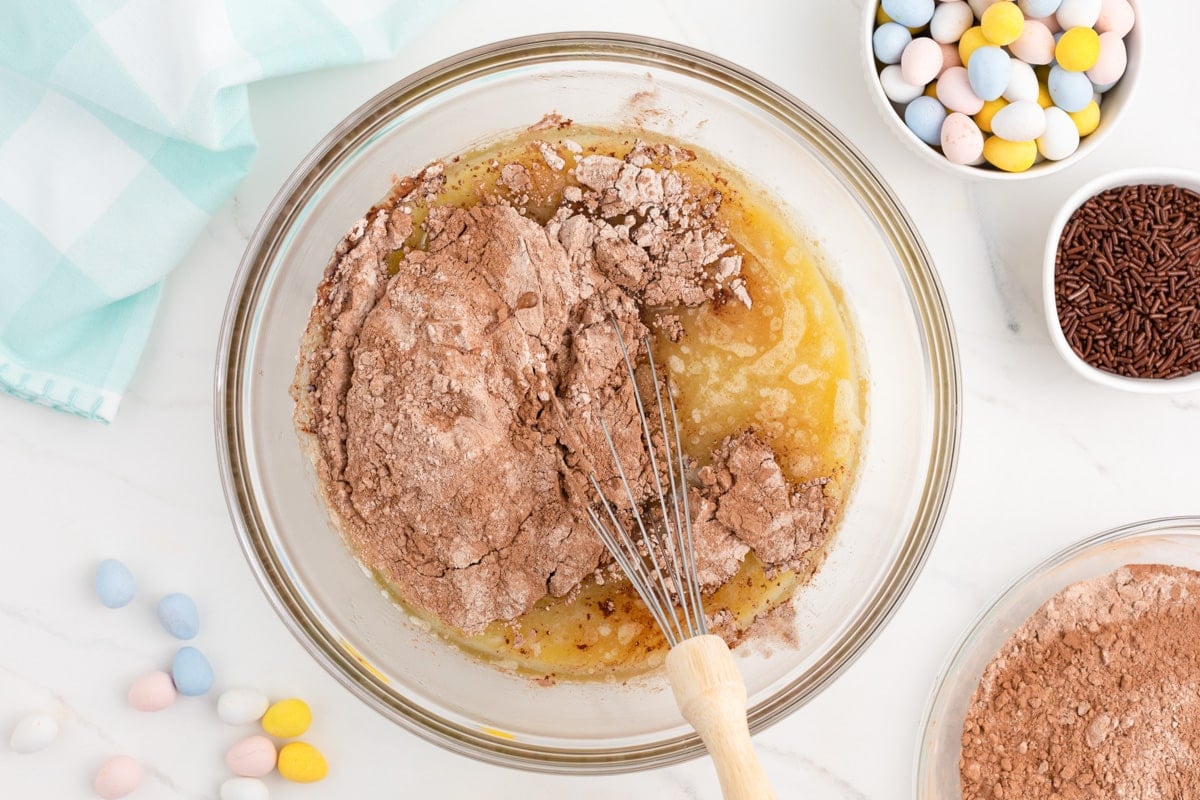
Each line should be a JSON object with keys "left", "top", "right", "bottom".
{"left": 1054, "top": 184, "right": 1200, "bottom": 380}
{"left": 294, "top": 125, "right": 862, "bottom": 677}
{"left": 960, "top": 564, "right": 1200, "bottom": 800}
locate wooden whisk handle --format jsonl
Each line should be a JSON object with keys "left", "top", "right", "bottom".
{"left": 665, "top": 635, "right": 778, "bottom": 800}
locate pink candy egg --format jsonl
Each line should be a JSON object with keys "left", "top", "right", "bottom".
{"left": 1086, "top": 31, "right": 1128, "bottom": 85}
{"left": 1009, "top": 20, "right": 1056, "bottom": 65}
{"left": 941, "top": 112, "right": 985, "bottom": 164}
{"left": 937, "top": 67, "right": 985, "bottom": 114}
{"left": 901, "top": 37, "right": 944, "bottom": 86}
{"left": 225, "top": 735, "right": 277, "bottom": 778}
{"left": 938, "top": 41, "right": 963, "bottom": 76}
{"left": 1096, "top": 0, "right": 1135, "bottom": 36}
{"left": 1032, "top": 14, "right": 1062, "bottom": 34}
{"left": 94, "top": 756, "right": 141, "bottom": 799}
{"left": 127, "top": 671, "right": 176, "bottom": 712}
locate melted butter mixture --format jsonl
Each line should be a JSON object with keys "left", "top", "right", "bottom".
{"left": 376, "top": 127, "right": 865, "bottom": 680}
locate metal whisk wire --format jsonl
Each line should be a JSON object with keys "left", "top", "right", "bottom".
{"left": 583, "top": 320, "right": 708, "bottom": 647}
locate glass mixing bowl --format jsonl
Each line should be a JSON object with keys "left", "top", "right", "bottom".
{"left": 216, "top": 33, "right": 960, "bottom": 772}
{"left": 916, "top": 516, "right": 1200, "bottom": 797}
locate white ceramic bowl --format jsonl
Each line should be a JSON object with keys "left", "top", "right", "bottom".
{"left": 860, "top": 0, "right": 1142, "bottom": 181}
{"left": 1042, "top": 167, "right": 1200, "bottom": 393}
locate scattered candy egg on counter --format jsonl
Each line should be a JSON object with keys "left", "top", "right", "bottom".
{"left": 276, "top": 742, "right": 328, "bottom": 784}
{"left": 156, "top": 593, "right": 200, "bottom": 640}
{"left": 218, "top": 688, "right": 270, "bottom": 726}
{"left": 128, "top": 670, "right": 177, "bottom": 712}
{"left": 172, "top": 646, "right": 214, "bottom": 696}
{"left": 225, "top": 735, "right": 277, "bottom": 778}
{"left": 94, "top": 755, "right": 141, "bottom": 800}
{"left": 95, "top": 559, "right": 136, "bottom": 609}
{"left": 870, "top": 0, "right": 1134, "bottom": 171}
{"left": 261, "top": 698, "right": 312, "bottom": 739}
{"left": 10, "top": 713, "right": 58, "bottom": 754}
{"left": 220, "top": 777, "right": 270, "bottom": 800}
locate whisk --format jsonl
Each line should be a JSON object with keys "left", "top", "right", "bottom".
{"left": 579, "top": 319, "right": 778, "bottom": 800}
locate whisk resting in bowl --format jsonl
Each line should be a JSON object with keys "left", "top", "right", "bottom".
{"left": 574, "top": 319, "right": 778, "bottom": 800}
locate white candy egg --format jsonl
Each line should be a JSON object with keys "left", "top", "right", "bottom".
{"left": 221, "top": 778, "right": 270, "bottom": 800}
{"left": 1004, "top": 61, "right": 1040, "bottom": 103}
{"left": 1056, "top": 0, "right": 1101, "bottom": 29}
{"left": 880, "top": 64, "right": 925, "bottom": 104}
{"left": 931, "top": 1, "right": 974, "bottom": 43}
{"left": 1037, "top": 106, "right": 1081, "bottom": 160}
{"left": 9, "top": 713, "right": 58, "bottom": 754}
{"left": 991, "top": 101, "right": 1047, "bottom": 141}
{"left": 217, "top": 688, "right": 270, "bottom": 726}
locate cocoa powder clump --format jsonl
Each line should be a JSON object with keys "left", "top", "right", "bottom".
{"left": 960, "top": 564, "right": 1200, "bottom": 800}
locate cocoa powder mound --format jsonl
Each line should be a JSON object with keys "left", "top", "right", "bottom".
{"left": 960, "top": 564, "right": 1200, "bottom": 800}
{"left": 294, "top": 142, "right": 836, "bottom": 634}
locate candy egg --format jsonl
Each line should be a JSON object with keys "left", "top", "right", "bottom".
{"left": 1004, "top": 60, "right": 1039, "bottom": 102}
{"left": 277, "top": 742, "right": 328, "bottom": 783}
{"left": 1095, "top": 0, "right": 1134, "bottom": 37}
{"left": 882, "top": 0, "right": 936, "bottom": 27}
{"left": 1056, "top": 27, "right": 1101, "bottom": 72}
{"left": 225, "top": 735, "right": 277, "bottom": 778}
{"left": 983, "top": 136, "right": 1038, "bottom": 171}
{"left": 1068, "top": 99, "right": 1101, "bottom": 135}
{"left": 10, "top": 713, "right": 58, "bottom": 754}
{"left": 1036, "top": 80, "right": 1054, "bottom": 108}
{"left": 938, "top": 41, "right": 964, "bottom": 75}
{"left": 937, "top": 67, "right": 985, "bottom": 114}
{"left": 967, "top": 46, "right": 1010, "bottom": 101}
{"left": 967, "top": 0, "right": 1004, "bottom": 17}
{"left": 94, "top": 756, "right": 141, "bottom": 799}
{"left": 991, "top": 100, "right": 1047, "bottom": 141}
{"left": 1086, "top": 31, "right": 1127, "bottom": 85}
{"left": 902, "top": 37, "right": 944, "bottom": 86}
{"left": 880, "top": 65, "right": 925, "bottom": 104}
{"left": 981, "top": 2, "right": 1024, "bottom": 46}
{"left": 974, "top": 97, "right": 1007, "bottom": 133}
{"left": 220, "top": 777, "right": 270, "bottom": 800}
{"left": 941, "top": 112, "right": 986, "bottom": 164}
{"left": 156, "top": 593, "right": 200, "bottom": 640}
{"left": 874, "top": 22, "right": 913, "bottom": 65}
{"left": 1048, "top": 64, "right": 1093, "bottom": 111}
{"left": 904, "top": 95, "right": 949, "bottom": 144}
{"left": 95, "top": 559, "right": 135, "bottom": 609}
{"left": 171, "top": 646, "right": 213, "bottom": 696}
{"left": 931, "top": 1, "right": 973, "bottom": 43}
{"left": 1037, "top": 106, "right": 1081, "bottom": 159}
{"left": 218, "top": 688, "right": 270, "bottom": 725}
{"left": 958, "top": 26, "right": 989, "bottom": 64}
{"left": 128, "top": 670, "right": 176, "bottom": 712}
{"left": 1009, "top": 19, "right": 1056, "bottom": 64}
{"left": 1056, "top": 0, "right": 1101, "bottom": 29}
{"left": 261, "top": 698, "right": 313, "bottom": 739}
{"left": 1018, "top": 0, "right": 1062, "bottom": 16}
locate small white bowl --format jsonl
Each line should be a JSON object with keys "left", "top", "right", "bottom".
{"left": 1043, "top": 167, "right": 1200, "bottom": 393}
{"left": 860, "top": 0, "right": 1142, "bottom": 181}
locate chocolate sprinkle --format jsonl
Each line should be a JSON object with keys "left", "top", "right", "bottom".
{"left": 1054, "top": 184, "right": 1200, "bottom": 380}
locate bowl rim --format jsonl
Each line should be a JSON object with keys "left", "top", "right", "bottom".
{"left": 1041, "top": 167, "right": 1200, "bottom": 393}
{"left": 859, "top": 0, "right": 1142, "bottom": 181}
{"left": 913, "top": 514, "right": 1200, "bottom": 797}
{"left": 214, "top": 31, "right": 962, "bottom": 773}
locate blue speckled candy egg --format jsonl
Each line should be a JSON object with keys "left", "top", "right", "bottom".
{"left": 882, "top": 0, "right": 935, "bottom": 28}
{"left": 172, "top": 646, "right": 214, "bottom": 696}
{"left": 904, "top": 96, "right": 949, "bottom": 145}
{"left": 157, "top": 593, "right": 200, "bottom": 640}
{"left": 95, "top": 559, "right": 135, "bottom": 609}
{"left": 874, "top": 22, "right": 913, "bottom": 65}
{"left": 1048, "top": 65, "right": 1094, "bottom": 111}
{"left": 1018, "top": 0, "right": 1062, "bottom": 17}
{"left": 967, "top": 46, "right": 1011, "bottom": 101}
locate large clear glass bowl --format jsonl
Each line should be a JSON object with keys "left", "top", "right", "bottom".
{"left": 216, "top": 33, "right": 960, "bottom": 772}
{"left": 916, "top": 516, "right": 1200, "bottom": 797}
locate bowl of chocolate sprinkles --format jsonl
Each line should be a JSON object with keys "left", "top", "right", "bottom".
{"left": 1044, "top": 169, "right": 1200, "bottom": 392}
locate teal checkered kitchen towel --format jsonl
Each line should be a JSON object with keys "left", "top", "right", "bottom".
{"left": 0, "top": 1, "right": 454, "bottom": 423}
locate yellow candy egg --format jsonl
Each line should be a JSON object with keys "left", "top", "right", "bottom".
{"left": 983, "top": 136, "right": 1037, "bottom": 172}
{"left": 1069, "top": 100, "right": 1101, "bottom": 136}
{"left": 261, "top": 698, "right": 312, "bottom": 739}
{"left": 975, "top": 98, "right": 1008, "bottom": 134}
{"left": 1055, "top": 27, "right": 1101, "bottom": 72}
{"left": 981, "top": 2, "right": 1024, "bottom": 46}
{"left": 959, "top": 27, "right": 989, "bottom": 65}
{"left": 277, "top": 742, "right": 328, "bottom": 784}
{"left": 1036, "top": 81, "right": 1054, "bottom": 109}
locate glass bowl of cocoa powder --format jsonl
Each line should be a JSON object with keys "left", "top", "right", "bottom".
{"left": 216, "top": 33, "right": 960, "bottom": 771}
{"left": 917, "top": 515, "right": 1200, "bottom": 798}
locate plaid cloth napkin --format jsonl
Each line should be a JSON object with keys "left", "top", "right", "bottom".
{"left": 0, "top": 0, "right": 453, "bottom": 422}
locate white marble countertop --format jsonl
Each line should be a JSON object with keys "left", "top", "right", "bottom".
{"left": 3, "top": 1, "right": 1197, "bottom": 797}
